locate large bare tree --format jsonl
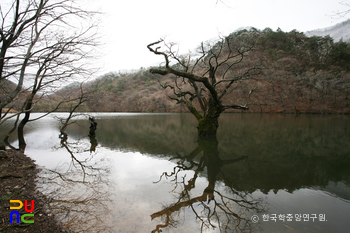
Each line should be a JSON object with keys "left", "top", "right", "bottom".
{"left": 147, "top": 30, "right": 261, "bottom": 137}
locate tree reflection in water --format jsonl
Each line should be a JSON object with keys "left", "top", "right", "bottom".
{"left": 36, "top": 132, "right": 113, "bottom": 232}
{"left": 151, "top": 138, "right": 265, "bottom": 233}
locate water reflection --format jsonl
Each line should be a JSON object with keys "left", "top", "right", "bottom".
{"left": 151, "top": 137, "right": 265, "bottom": 232}
{"left": 88, "top": 114, "right": 350, "bottom": 195}
{"left": 1, "top": 113, "right": 350, "bottom": 232}
{"left": 89, "top": 135, "right": 98, "bottom": 153}
{"left": 37, "top": 131, "right": 113, "bottom": 232}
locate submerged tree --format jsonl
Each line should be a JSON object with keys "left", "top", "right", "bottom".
{"left": 147, "top": 30, "right": 261, "bottom": 137}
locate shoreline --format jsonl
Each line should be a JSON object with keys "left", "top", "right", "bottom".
{"left": 0, "top": 149, "right": 68, "bottom": 233}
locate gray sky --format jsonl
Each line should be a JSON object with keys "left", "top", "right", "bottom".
{"left": 89, "top": 0, "right": 349, "bottom": 75}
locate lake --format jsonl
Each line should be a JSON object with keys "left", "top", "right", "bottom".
{"left": 1, "top": 113, "right": 350, "bottom": 232}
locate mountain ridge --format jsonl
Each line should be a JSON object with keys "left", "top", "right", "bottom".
{"left": 3, "top": 24, "right": 350, "bottom": 114}
{"left": 305, "top": 19, "right": 350, "bottom": 42}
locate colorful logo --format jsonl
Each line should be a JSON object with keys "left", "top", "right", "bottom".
{"left": 10, "top": 200, "right": 35, "bottom": 224}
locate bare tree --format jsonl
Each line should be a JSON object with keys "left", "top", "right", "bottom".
{"left": 0, "top": 0, "right": 98, "bottom": 148}
{"left": 0, "top": 0, "right": 43, "bottom": 117}
{"left": 59, "top": 85, "right": 90, "bottom": 134}
{"left": 147, "top": 30, "right": 261, "bottom": 137}
{"left": 331, "top": 1, "right": 350, "bottom": 18}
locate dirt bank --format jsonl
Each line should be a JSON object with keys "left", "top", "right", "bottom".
{"left": 0, "top": 149, "right": 67, "bottom": 233}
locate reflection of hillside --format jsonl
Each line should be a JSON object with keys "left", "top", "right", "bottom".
{"left": 217, "top": 114, "right": 350, "bottom": 196}
{"left": 67, "top": 114, "right": 199, "bottom": 157}
{"left": 50, "top": 113, "right": 350, "bottom": 197}
{"left": 318, "top": 181, "right": 350, "bottom": 202}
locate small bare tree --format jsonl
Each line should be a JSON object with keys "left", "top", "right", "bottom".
{"left": 147, "top": 30, "right": 261, "bottom": 137}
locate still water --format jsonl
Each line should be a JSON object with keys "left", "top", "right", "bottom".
{"left": 1, "top": 113, "right": 350, "bottom": 232}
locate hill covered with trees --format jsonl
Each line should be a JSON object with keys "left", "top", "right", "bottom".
{"left": 32, "top": 26, "right": 350, "bottom": 114}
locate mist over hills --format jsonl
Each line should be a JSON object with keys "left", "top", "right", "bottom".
{"left": 306, "top": 19, "right": 350, "bottom": 42}
{"left": 234, "top": 19, "right": 350, "bottom": 43}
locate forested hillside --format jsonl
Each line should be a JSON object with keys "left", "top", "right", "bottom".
{"left": 32, "top": 27, "right": 350, "bottom": 114}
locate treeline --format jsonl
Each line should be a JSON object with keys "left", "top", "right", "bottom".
{"left": 253, "top": 27, "right": 350, "bottom": 70}
{"left": 32, "top": 27, "right": 350, "bottom": 114}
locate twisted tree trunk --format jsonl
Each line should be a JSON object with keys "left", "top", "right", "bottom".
{"left": 197, "top": 99, "right": 224, "bottom": 137}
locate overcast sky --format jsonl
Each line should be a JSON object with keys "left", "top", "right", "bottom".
{"left": 88, "top": 0, "right": 349, "bottom": 75}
